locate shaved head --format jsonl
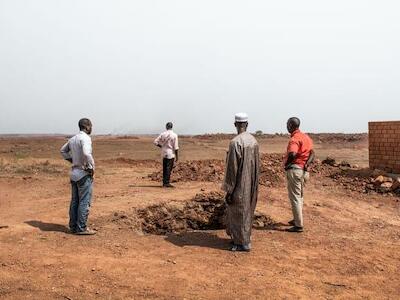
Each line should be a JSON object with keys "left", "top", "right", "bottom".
{"left": 287, "top": 117, "right": 300, "bottom": 134}
{"left": 166, "top": 122, "right": 173, "bottom": 130}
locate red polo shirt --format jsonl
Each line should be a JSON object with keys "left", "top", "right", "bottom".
{"left": 287, "top": 130, "right": 314, "bottom": 168}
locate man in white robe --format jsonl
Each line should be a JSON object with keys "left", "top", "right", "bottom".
{"left": 223, "top": 113, "right": 260, "bottom": 252}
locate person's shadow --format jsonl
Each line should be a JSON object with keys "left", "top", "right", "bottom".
{"left": 165, "top": 231, "right": 231, "bottom": 251}
{"left": 25, "top": 221, "right": 69, "bottom": 233}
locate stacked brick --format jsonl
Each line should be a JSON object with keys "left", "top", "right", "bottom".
{"left": 369, "top": 121, "right": 400, "bottom": 174}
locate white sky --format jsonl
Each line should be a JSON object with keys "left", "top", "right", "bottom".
{"left": 0, "top": 1, "right": 399, "bottom": 134}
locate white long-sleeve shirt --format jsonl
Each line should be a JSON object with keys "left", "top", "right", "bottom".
{"left": 154, "top": 129, "right": 179, "bottom": 159}
{"left": 60, "top": 131, "right": 95, "bottom": 182}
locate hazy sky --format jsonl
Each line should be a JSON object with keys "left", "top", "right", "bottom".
{"left": 0, "top": 1, "right": 399, "bottom": 134}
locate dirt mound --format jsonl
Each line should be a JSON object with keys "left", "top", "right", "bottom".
{"left": 148, "top": 160, "right": 225, "bottom": 182}
{"left": 259, "top": 154, "right": 285, "bottom": 187}
{"left": 147, "top": 154, "right": 288, "bottom": 186}
{"left": 146, "top": 154, "right": 396, "bottom": 198}
{"left": 147, "top": 154, "right": 318, "bottom": 188}
{"left": 107, "top": 192, "right": 276, "bottom": 235}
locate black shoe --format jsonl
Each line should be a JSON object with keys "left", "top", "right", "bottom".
{"left": 230, "top": 244, "right": 251, "bottom": 252}
{"left": 286, "top": 226, "right": 304, "bottom": 233}
{"left": 288, "top": 220, "right": 296, "bottom": 226}
{"left": 163, "top": 183, "right": 175, "bottom": 188}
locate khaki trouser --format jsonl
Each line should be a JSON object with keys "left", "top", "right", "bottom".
{"left": 286, "top": 168, "right": 309, "bottom": 228}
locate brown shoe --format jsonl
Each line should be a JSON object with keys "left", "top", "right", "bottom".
{"left": 74, "top": 229, "right": 97, "bottom": 235}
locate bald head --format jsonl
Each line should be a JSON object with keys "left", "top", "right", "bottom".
{"left": 287, "top": 117, "right": 300, "bottom": 134}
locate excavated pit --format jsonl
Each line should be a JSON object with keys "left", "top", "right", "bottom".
{"left": 134, "top": 192, "right": 276, "bottom": 235}
{"left": 109, "top": 192, "right": 276, "bottom": 235}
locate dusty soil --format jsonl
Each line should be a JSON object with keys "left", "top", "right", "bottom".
{"left": 0, "top": 134, "right": 399, "bottom": 299}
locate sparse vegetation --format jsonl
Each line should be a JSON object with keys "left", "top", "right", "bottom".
{"left": 0, "top": 159, "right": 65, "bottom": 175}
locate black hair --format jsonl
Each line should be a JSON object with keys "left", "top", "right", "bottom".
{"left": 79, "top": 118, "right": 92, "bottom": 130}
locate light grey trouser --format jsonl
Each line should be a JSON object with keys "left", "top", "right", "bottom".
{"left": 286, "top": 168, "right": 309, "bottom": 228}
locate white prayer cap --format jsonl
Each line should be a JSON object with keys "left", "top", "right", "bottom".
{"left": 235, "top": 112, "right": 249, "bottom": 123}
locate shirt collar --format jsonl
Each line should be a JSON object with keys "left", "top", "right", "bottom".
{"left": 80, "top": 131, "right": 89, "bottom": 136}
{"left": 291, "top": 129, "right": 301, "bottom": 137}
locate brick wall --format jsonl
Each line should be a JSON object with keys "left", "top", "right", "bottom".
{"left": 369, "top": 121, "right": 400, "bottom": 173}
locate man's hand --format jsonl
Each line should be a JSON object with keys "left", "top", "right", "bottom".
{"left": 304, "top": 163, "right": 312, "bottom": 172}
{"left": 304, "top": 150, "right": 315, "bottom": 172}
{"left": 87, "top": 168, "right": 95, "bottom": 179}
{"left": 285, "top": 152, "right": 297, "bottom": 170}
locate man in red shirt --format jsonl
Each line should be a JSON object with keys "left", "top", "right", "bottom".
{"left": 284, "top": 117, "right": 315, "bottom": 233}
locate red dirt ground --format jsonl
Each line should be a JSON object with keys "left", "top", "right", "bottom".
{"left": 0, "top": 135, "right": 399, "bottom": 299}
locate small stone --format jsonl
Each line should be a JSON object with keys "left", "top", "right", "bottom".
{"left": 373, "top": 175, "right": 392, "bottom": 185}
{"left": 372, "top": 169, "right": 386, "bottom": 177}
{"left": 340, "top": 161, "right": 351, "bottom": 167}
{"left": 391, "top": 178, "right": 400, "bottom": 191}
{"left": 167, "top": 259, "right": 177, "bottom": 264}
{"left": 380, "top": 182, "right": 393, "bottom": 193}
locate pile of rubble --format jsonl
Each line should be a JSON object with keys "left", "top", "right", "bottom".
{"left": 366, "top": 174, "right": 400, "bottom": 195}
{"left": 317, "top": 157, "right": 400, "bottom": 196}
{"left": 331, "top": 170, "right": 400, "bottom": 196}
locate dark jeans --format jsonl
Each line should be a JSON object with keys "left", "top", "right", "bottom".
{"left": 163, "top": 158, "right": 175, "bottom": 185}
{"left": 69, "top": 176, "right": 93, "bottom": 233}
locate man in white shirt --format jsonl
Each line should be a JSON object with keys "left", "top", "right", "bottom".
{"left": 154, "top": 122, "right": 179, "bottom": 188}
{"left": 60, "top": 118, "right": 96, "bottom": 235}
